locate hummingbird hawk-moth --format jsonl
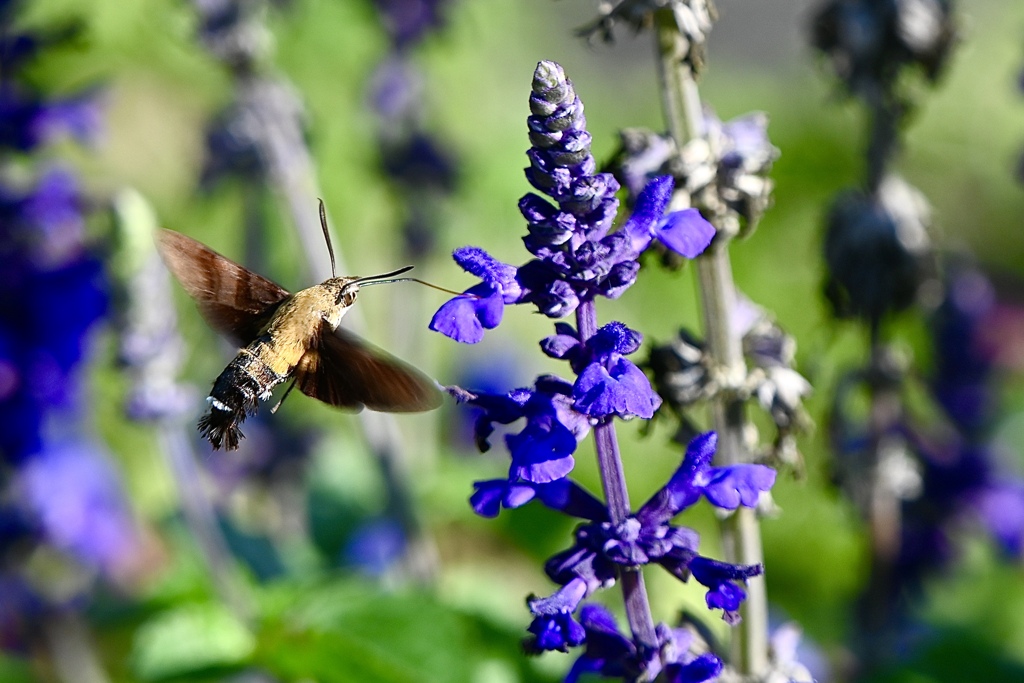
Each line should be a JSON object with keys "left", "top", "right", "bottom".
{"left": 156, "top": 204, "right": 443, "bottom": 450}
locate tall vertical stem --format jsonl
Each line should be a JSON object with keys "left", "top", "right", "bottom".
{"left": 576, "top": 300, "right": 658, "bottom": 666}
{"left": 653, "top": 9, "right": 769, "bottom": 676}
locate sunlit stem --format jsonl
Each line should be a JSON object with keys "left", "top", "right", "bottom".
{"left": 653, "top": 8, "right": 770, "bottom": 676}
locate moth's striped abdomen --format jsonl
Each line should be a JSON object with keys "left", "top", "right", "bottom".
{"left": 198, "top": 343, "right": 288, "bottom": 450}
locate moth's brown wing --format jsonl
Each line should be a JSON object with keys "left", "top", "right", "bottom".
{"left": 156, "top": 229, "right": 290, "bottom": 346}
{"left": 294, "top": 326, "right": 443, "bottom": 412}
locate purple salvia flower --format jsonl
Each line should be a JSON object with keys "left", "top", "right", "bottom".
{"left": 572, "top": 322, "right": 662, "bottom": 420}
{"left": 514, "top": 434, "right": 770, "bottom": 636}
{"left": 432, "top": 61, "right": 739, "bottom": 672}
{"left": 429, "top": 247, "right": 522, "bottom": 343}
{"left": 431, "top": 62, "right": 713, "bottom": 343}
{"left": 0, "top": 1, "right": 137, "bottom": 600}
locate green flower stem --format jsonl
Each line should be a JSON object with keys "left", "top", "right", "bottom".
{"left": 653, "top": 9, "right": 770, "bottom": 677}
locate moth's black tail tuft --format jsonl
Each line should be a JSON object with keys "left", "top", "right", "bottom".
{"left": 199, "top": 347, "right": 284, "bottom": 450}
{"left": 198, "top": 406, "right": 246, "bottom": 450}
{"left": 199, "top": 367, "right": 260, "bottom": 450}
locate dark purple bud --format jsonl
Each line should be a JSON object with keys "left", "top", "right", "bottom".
{"left": 588, "top": 321, "right": 643, "bottom": 359}
{"left": 572, "top": 239, "right": 612, "bottom": 281}
{"left": 535, "top": 279, "right": 581, "bottom": 318}
{"left": 540, "top": 331, "right": 583, "bottom": 361}
{"left": 526, "top": 579, "right": 588, "bottom": 652}
{"left": 600, "top": 260, "right": 640, "bottom": 300}
{"left": 823, "top": 176, "right": 932, "bottom": 324}
{"left": 560, "top": 173, "right": 619, "bottom": 216}
{"left": 663, "top": 653, "right": 724, "bottom": 683}
{"left": 688, "top": 556, "right": 763, "bottom": 624}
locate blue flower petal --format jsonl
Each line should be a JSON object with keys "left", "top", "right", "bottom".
{"left": 535, "top": 479, "right": 609, "bottom": 521}
{"left": 506, "top": 415, "right": 578, "bottom": 483}
{"left": 703, "top": 464, "right": 776, "bottom": 509}
{"left": 429, "top": 286, "right": 505, "bottom": 344}
{"left": 573, "top": 358, "right": 661, "bottom": 419}
{"left": 655, "top": 209, "right": 715, "bottom": 258}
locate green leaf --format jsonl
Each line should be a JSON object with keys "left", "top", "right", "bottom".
{"left": 130, "top": 603, "right": 254, "bottom": 681}
{"left": 0, "top": 654, "right": 34, "bottom": 683}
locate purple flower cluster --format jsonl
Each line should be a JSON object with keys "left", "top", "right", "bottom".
{"left": 831, "top": 265, "right": 1024, "bottom": 602}
{"left": 430, "top": 61, "right": 713, "bottom": 344}
{"left": 469, "top": 432, "right": 773, "bottom": 673}
{"left": 432, "top": 61, "right": 772, "bottom": 678}
{"left": 0, "top": 0, "right": 137, "bottom": 618}
{"left": 925, "top": 266, "right": 1024, "bottom": 557}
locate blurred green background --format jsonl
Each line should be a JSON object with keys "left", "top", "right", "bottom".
{"left": 6, "top": 0, "right": 1024, "bottom": 681}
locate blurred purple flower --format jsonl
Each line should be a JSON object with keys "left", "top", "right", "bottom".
{"left": 343, "top": 518, "right": 407, "bottom": 576}
{"left": 975, "top": 482, "right": 1024, "bottom": 556}
{"left": 372, "top": 0, "right": 448, "bottom": 50}
{"left": 19, "top": 442, "right": 138, "bottom": 573}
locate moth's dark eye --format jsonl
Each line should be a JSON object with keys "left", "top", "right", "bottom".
{"left": 343, "top": 290, "right": 357, "bottom": 307}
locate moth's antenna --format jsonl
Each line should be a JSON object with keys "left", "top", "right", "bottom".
{"left": 318, "top": 198, "right": 336, "bottom": 278}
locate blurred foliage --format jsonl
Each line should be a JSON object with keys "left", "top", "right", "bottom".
{"left": 5, "top": 0, "right": 1024, "bottom": 681}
